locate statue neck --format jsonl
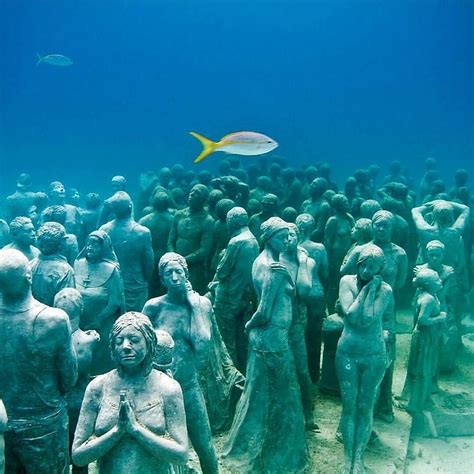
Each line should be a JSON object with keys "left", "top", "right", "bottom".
{"left": 0, "top": 289, "right": 35, "bottom": 312}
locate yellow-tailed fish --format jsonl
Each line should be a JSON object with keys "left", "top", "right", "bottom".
{"left": 189, "top": 131, "right": 278, "bottom": 164}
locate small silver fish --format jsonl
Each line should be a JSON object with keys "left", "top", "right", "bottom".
{"left": 189, "top": 131, "right": 278, "bottom": 163}
{"left": 36, "top": 53, "right": 73, "bottom": 67}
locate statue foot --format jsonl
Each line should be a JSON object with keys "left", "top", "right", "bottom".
{"left": 375, "top": 411, "right": 394, "bottom": 423}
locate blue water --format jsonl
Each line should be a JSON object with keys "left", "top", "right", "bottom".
{"left": 0, "top": 0, "right": 472, "bottom": 195}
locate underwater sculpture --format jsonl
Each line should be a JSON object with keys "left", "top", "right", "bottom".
{"left": 405, "top": 268, "right": 446, "bottom": 415}
{"left": 72, "top": 312, "right": 188, "bottom": 473}
{"left": 337, "top": 244, "right": 394, "bottom": 474}
{"left": 223, "top": 217, "right": 308, "bottom": 473}
{"left": 142, "top": 253, "right": 219, "bottom": 474}
{"left": 167, "top": 184, "right": 215, "bottom": 295}
{"left": 248, "top": 193, "right": 279, "bottom": 245}
{"left": 0, "top": 399, "right": 6, "bottom": 474}
{"left": 99, "top": 191, "right": 154, "bottom": 311}
{"left": 53, "top": 288, "right": 100, "bottom": 474}
{"left": 30, "top": 221, "right": 76, "bottom": 306}
{"left": 0, "top": 248, "right": 77, "bottom": 474}
{"left": 295, "top": 213, "right": 328, "bottom": 383}
{"left": 210, "top": 207, "right": 259, "bottom": 371}
{"left": 74, "top": 230, "right": 126, "bottom": 374}
{"left": 4, "top": 216, "right": 39, "bottom": 261}
{"left": 301, "top": 177, "right": 331, "bottom": 243}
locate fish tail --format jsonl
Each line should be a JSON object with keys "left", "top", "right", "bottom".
{"left": 189, "top": 132, "right": 218, "bottom": 163}
{"left": 35, "top": 52, "right": 43, "bottom": 66}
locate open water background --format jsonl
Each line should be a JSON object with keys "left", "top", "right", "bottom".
{"left": 0, "top": 0, "right": 472, "bottom": 199}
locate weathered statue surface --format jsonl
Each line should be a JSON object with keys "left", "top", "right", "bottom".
{"left": 0, "top": 248, "right": 77, "bottom": 474}
{"left": 4, "top": 216, "right": 39, "bottom": 261}
{"left": 72, "top": 312, "right": 188, "bottom": 474}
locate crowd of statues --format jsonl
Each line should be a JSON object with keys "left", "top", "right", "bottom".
{"left": 0, "top": 155, "right": 471, "bottom": 473}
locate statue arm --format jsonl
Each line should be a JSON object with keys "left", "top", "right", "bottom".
{"left": 296, "top": 248, "right": 312, "bottom": 299}
{"left": 451, "top": 202, "right": 470, "bottom": 232}
{"left": 417, "top": 296, "right": 446, "bottom": 326}
{"left": 340, "top": 246, "right": 359, "bottom": 275}
{"left": 215, "top": 241, "right": 238, "bottom": 281}
{"left": 324, "top": 217, "right": 336, "bottom": 251}
{"left": 141, "top": 230, "right": 154, "bottom": 282}
{"left": 130, "top": 381, "right": 188, "bottom": 465}
{"left": 167, "top": 215, "right": 178, "bottom": 252}
{"left": 72, "top": 380, "right": 124, "bottom": 466}
{"left": 97, "top": 268, "right": 126, "bottom": 322}
{"left": 411, "top": 204, "right": 432, "bottom": 231}
{"left": 319, "top": 246, "right": 329, "bottom": 282}
{"left": 380, "top": 286, "right": 395, "bottom": 336}
{"left": 395, "top": 249, "right": 408, "bottom": 291}
{"left": 339, "top": 275, "right": 370, "bottom": 325}
{"left": 315, "top": 203, "right": 330, "bottom": 237}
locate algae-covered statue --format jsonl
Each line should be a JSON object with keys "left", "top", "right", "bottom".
{"left": 0, "top": 248, "right": 77, "bottom": 474}
{"left": 142, "top": 253, "right": 218, "bottom": 474}
{"left": 167, "top": 184, "right": 215, "bottom": 294}
{"left": 72, "top": 312, "right": 188, "bottom": 474}
{"left": 337, "top": 244, "right": 394, "bottom": 474}
{"left": 4, "top": 216, "right": 39, "bottom": 261}
{"left": 211, "top": 207, "right": 259, "bottom": 370}
{"left": 30, "top": 222, "right": 76, "bottom": 306}
{"left": 223, "top": 217, "right": 308, "bottom": 473}
{"left": 99, "top": 191, "right": 154, "bottom": 311}
{"left": 405, "top": 269, "right": 446, "bottom": 415}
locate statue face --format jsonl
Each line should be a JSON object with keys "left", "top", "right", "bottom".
{"left": 16, "top": 222, "right": 36, "bottom": 246}
{"left": 358, "top": 258, "right": 382, "bottom": 282}
{"left": 85, "top": 236, "right": 102, "bottom": 263}
{"left": 268, "top": 228, "right": 289, "bottom": 253}
{"left": 113, "top": 325, "right": 147, "bottom": 368}
{"left": 426, "top": 274, "right": 443, "bottom": 294}
{"left": 372, "top": 218, "right": 392, "bottom": 243}
{"left": 162, "top": 261, "right": 188, "bottom": 290}
{"left": 188, "top": 187, "right": 205, "bottom": 209}
{"left": 50, "top": 182, "right": 66, "bottom": 199}
{"left": 426, "top": 248, "right": 444, "bottom": 268}
{"left": 286, "top": 228, "right": 298, "bottom": 250}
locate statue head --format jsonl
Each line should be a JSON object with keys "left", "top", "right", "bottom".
{"left": 9, "top": 216, "right": 36, "bottom": 247}
{"left": 188, "top": 184, "right": 209, "bottom": 210}
{"left": 260, "top": 217, "right": 289, "bottom": 252}
{"left": 42, "top": 205, "right": 67, "bottom": 225}
{"left": 309, "top": 177, "right": 328, "bottom": 198}
{"left": 319, "top": 162, "right": 331, "bottom": 179}
{"left": 432, "top": 200, "right": 454, "bottom": 227}
{"left": 286, "top": 223, "right": 299, "bottom": 251}
{"left": 85, "top": 193, "right": 101, "bottom": 210}
{"left": 227, "top": 207, "right": 248, "bottom": 231}
{"left": 304, "top": 166, "right": 318, "bottom": 183}
{"left": 49, "top": 181, "right": 66, "bottom": 201}
{"left": 412, "top": 267, "right": 442, "bottom": 294}
{"left": 345, "top": 176, "right": 357, "bottom": 193}
{"left": 257, "top": 175, "right": 272, "bottom": 192}
{"left": 454, "top": 169, "right": 468, "bottom": 187}
{"left": 109, "top": 191, "right": 133, "bottom": 218}
{"left": 295, "top": 213, "right": 315, "bottom": 236}
{"left": 331, "top": 194, "right": 350, "bottom": 213}
{"left": 198, "top": 170, "right": 213, "bottom": 186}
{"left": 357, "top": 244, "right": 385, "bottom": 282}
{"left": 425, "top": 240, "right": 445, "bottom": 269}
{"left": 371, "top": 210, "right": 394, "bottom": 244}
{"left": 159, "top": 167, "right": 172, "bottom": 186}
{"left": 111, "top": 175, "right": 127, "bottom": 191}
{"left": 360, "top": 199, "right": 382, "bottom": 219}
{"left": 110, "top": 312, "right": 157, "bottom": 377}
{"left": 246, "top": 199, "right": 262, "bottom": 216}
{"left": 215, "top": 199, "right": 235, "bottom": 221}
{"left": 0, "top": 249, "right": 32, "bottom": 299}
{"left": 281, "top": 207, "right": 297, "bottom": 223}
{"left": 351, "top": 218, "right": 373, "bottom": 244}
{"left": 261, "top": 193, "right": 279, "bottom": 215}
{"left": 36, "top": 222, "right": 66, "bottom": 255}
{"left": 158, "top": 252, "right": 189, "bottom": 291}
{"left": 154, "top": 329, "right": 175, "bottom": 370}
{"left": 16, "top": 173, "right": 32, "bottom": 191}
{"left": 54, "top": 288, "right": 83, "bottom": 327}
{"left": 151, "top": 191, "right": 170, "bottom": 212}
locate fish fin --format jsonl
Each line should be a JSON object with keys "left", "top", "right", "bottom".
{"left": 35, "top": 53, "right": 43, "bottom": 66}
{"left": 189, "top": 131, "right": 218, "bottom": 163}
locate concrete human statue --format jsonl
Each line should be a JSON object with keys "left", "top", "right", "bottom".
{"left": 97, "top": 175, "right": 129, "bottom": 226}
{"left": 138, "top": 191, "right": 174, "bottom": 297}
{"left": 142, "top": 253, "right": 219, "bottom": 474}
{"left": 405, "top": 269, "right": 446, "bottom": 416}
{"left": 411, "top": 199, "right": 470, "bottom": 293}
{"left": 210, "top": 207, "right": 259, "bottom": 371}
{"left": 74, "top": 230, "right": 126, "bottom": 374}
{"left": 81, "top": 192, "right": 102, "bottom": 237}
{"left": 30, "top": 222, "right": 76, "bottom": 306}
{"left": 341, "top": 210, "right": 406, "bottom": 423}
{"left": 336, "top": 244, "right": 394, "bottom": 474}
{"left": 0, "top": 220, "right": 10, "bottom": 249}
{"left": 167, "top": 184, "right": 215, "bottom": 294}
{"left": 281, "top": 223, "right": 318, "bottom": 430}
{"left": 99, "top": 191, "right": 154, "bottom": 311}
{"left": 223, "top": 217, "right": 308, "bottom": 473}
{"left": 0, "top": 399, "right": 6, "bottom": 474}
{"left": 300, "top": 177, "right": 331, "bottom": 242}
{"left": 5, "top": 173, "right": 47, "bottom": 222}
{"left": 0, "top": 248, "right": 78, "bottom": 474}
{"left": 325, "top": 194, "right": 355, "bottom": 313}
{"left": 295, "top": 213, "right": 329, "bottom": 383}
{"left": 53, "top": 288, "right": 100, "bottom": 474}
{"left": 72, "top": 312, "right": 188, "bottom": 473}
{"left": 4, "top": 216, "right": 39, "bottom": 261}
{"left": 248, "top": 193, "right": 279, "bottom": 245}
{"left": 47, "top": 180, "right": 83, "bottom": 239}
{"left": 41, "top": 205, "right": 80, "bottom": 265}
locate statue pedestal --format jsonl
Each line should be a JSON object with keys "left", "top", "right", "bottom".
{"left": 411, "top": 392, "right": 474, "bottom": 437}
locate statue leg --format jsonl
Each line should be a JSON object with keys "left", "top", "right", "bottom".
{"left": 182, "top": 383, "right": 219, "bottom": 474}
{"left": 214, "top": 298, "right": 239, "bottom": 366}
{"left": 306, "top": 301, "right": 324, "bottom": 382}
{"left": 335, "top": 351, "right": 359, "bottom": 473}
{"left": 353, "top": 355, "right": 386, "bottom": 474}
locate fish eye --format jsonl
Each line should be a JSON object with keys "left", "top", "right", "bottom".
{"left": 267, "top": 140, "right": 272, "bottom": 143}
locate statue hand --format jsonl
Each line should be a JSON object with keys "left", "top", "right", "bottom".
{"left": 370, "top": 275, "right": 382, "bottom": 289}
{"left": 119, "top": 399, "right": 139, "bottom": 435}
{"left": 270, "top": 262, "right": 288, "bottom": 275}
